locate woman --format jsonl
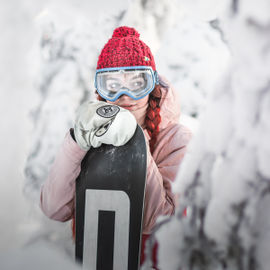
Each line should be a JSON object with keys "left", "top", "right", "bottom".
{"left": 40, "top": 26, "right": 192, "bottom": 268}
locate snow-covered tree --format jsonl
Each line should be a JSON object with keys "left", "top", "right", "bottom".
{"left": 23, "top": 6, "right": 124, "bottom": 202}
{"left": 157, "top": 19, "right": 230, "bottom": 118}
{"left": 155, "top": 1, "right": 270, "bottom": 269}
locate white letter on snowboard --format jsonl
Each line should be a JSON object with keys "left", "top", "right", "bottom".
{"left": 83, "top": 189, "right": 130, "bottom": 270}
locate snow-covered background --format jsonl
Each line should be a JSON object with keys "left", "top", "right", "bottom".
{"left": 155, "top": 1, "right": 270, "bottom": 270}
{"left": 2, "top": 0, "right": 268, "bottom": 269}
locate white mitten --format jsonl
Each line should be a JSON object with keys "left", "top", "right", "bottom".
{"left": 74, "top": 100, "right": 137, "bottom": 151}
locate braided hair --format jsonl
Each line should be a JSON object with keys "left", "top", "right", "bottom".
{"left": 144, "top": 85, "right": 162, "bottom": 153}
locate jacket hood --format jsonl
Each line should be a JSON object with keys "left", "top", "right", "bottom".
{"left": 158, "top": 75, "right": 181, "bottom": 131}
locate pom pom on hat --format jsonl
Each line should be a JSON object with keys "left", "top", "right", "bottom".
{"left": 112, "top": 27, "right": 140, "bottom": 38}
{"left": 96, "top": 26, "right": 156, "bottom": 71}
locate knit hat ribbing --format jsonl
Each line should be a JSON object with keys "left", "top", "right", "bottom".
{"left": 96, "top": 26, "right": 156, "bottom": 71}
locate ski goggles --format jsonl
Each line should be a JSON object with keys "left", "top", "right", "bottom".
{"left": 94, "top": 66, "right": 159, "bottom": 102}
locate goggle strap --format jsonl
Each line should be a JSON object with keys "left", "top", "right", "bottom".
{"left": 154, "top": 71, "right": 159, "bottom": 85}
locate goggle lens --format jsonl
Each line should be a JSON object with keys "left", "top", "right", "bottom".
{"left": 95, "top": 67, "right": 157, "bottom": 101}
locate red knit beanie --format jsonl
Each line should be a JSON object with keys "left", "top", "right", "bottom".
{"left": 96, "top": 26, "right": 156, "bottom": 71}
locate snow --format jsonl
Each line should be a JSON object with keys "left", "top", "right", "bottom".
{"left": 157, "top": 19, "right": 230, "bottom": 117}
{"left": 155, "top": 1, "right": 270, "bottom": 270}
{"left": 0, "top": 241, "right": 80, "bottom": 270}
{"left": 4, "top": 0, "right": 269, "bottom": 269}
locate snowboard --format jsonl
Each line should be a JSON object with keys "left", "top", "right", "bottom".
{"left": 75, "top": 124, "right": 147, "bottom": 270}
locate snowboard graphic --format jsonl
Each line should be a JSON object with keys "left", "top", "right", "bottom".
{"left": 75, "top": 124, "right": 147, "bottom": 270}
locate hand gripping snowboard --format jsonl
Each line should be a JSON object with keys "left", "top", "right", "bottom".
{"left": 75, "top": 124, "right": 147, "bottom": 270}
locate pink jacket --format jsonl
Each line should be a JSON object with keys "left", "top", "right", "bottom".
{"left": 40, "top": 77, "right": 192, "bottom": 234}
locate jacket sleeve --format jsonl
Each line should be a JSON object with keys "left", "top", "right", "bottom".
{"left": 142, "top": 124, "right": 192, "bottom": 234}
{"left": 40, "top": 130, "right": 87, "bottom": 221}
